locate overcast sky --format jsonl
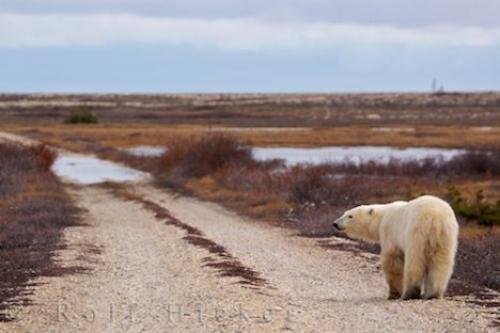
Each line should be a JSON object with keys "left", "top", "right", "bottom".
{"left": 1, "top": 1, "right": 499, "bottom": 92}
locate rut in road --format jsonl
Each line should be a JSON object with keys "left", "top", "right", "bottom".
{"left": 111, "top": 186, "right": 269, "bottom": 288}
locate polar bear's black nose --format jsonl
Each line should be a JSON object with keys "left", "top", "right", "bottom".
{"left": 333, "top": 218, "right": 345, "bottom": 231}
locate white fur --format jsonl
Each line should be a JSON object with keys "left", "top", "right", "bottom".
{"left": 334, "top": 195, "right": 459, "bottom": 300}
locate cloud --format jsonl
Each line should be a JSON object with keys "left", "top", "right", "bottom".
{"left": 1, "top": 13, "right": 500, "bottom": 50}
{"left": 3, "top": 1, "right": 500, "bottom": 27}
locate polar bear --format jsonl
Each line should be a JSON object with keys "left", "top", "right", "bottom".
{"left": 333, "top": 195, "right": 459, "bottom": 300}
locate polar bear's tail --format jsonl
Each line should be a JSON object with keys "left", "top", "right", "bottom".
{"left": 424, "top": 214, "right": 458, "bottom": 299}
{"left": 402, "top": 207, "right": 459, "bottom": 300}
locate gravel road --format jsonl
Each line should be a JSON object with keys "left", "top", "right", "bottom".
{"left": 0, "top": 132, "right": 498, "bottom": 332}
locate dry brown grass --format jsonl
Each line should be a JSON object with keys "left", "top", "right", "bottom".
{"left": 185, "top": 176, "right": 291, "bottom": 222}
{"left": 2, "top": 123, "right": 500, "bottom": 151}
{"left": 0, "top": 143, "right": 84, "bottom": 321}
{"left": 459, "top": 223, "right": 499, "bottom": 241}
{"left": 454, "top": 226, "right": 499, "bottom": 291}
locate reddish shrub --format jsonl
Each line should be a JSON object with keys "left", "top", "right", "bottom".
{"left": 332, "top": 157, "right": 444, "bottom": 177}
{"left": 0, "top": 143, "right": 56, "bottom": 177}
{"left": 160, "top": 133, "right": 253, "bottom": 179}
{"left": 332, "top": 150, "right": 500, "bottom": 178}
{"left": 447, "top": 150, "right": 500, "bottom": 176}
{"left": 286, "top": 165, "right": 336, "bottom": 204}
{"left": 30, "top": 144, "right": 57, "bottom": 171}
{"left": 214, "top": 159, "right": 286, "bottom": 195}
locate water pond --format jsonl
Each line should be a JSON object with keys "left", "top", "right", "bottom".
{"left": 122, "top": 145, "right": 166, "bottom": 157}
{"left": 52, "top": 154, "right": 150, "bottom": 184}
{"left": 252, "top": 146, "right": 464, "bottom": 166}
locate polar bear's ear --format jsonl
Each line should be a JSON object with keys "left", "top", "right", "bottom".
{"left": 368, "top": 208, "right": 374, "bottom": 215}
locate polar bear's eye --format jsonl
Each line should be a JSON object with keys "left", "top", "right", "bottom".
{"left": 348, "top": 215, "right": 353, "bottom": 218}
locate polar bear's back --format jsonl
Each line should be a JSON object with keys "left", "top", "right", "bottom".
{"left": 405, "top": 195, "right": 457, "bottom": 226}
{"left": 401, "top": 195, "right": 459, "bottom": 252}
{"left": 406, "top": 195, "right": 455, "bottom": 216}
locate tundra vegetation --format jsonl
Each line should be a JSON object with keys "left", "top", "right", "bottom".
{"left": 0, "top": 143, "right": 84, "bottom": 321}
{"left": 65, "top": 106, "right": 98, "bottom": 124}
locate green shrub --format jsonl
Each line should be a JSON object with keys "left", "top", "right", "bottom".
{"left": 65, "top": 106, "right": 98, "bottom": 124}
{"left": 446, "top": 187, "right": 500, "bottom": 226}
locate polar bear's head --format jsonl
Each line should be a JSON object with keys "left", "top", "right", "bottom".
{"left": 333, "top": 205, "right": 381, "bottom": 242}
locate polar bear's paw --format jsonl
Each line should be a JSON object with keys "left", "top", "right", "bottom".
{"left": 388, "top": 290, "right": 401, "bottom": 300}
{"left": 402, "top": 285, "right": 422, "bottom": 300}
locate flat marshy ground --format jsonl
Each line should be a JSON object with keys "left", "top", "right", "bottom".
{"left": 2, "top": 92, "right": 500, "bottom": 127}
{"left": 2, "top": 92, "right": 500, "bottom": 150}
{"left": 1, "top": 93, "right": 499, "bottom": 314}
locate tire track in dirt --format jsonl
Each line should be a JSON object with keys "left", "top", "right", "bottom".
{"left": 110, "top": 186, "right": 269, "bottom": 289}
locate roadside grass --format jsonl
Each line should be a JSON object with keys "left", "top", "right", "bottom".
{"left": 185, "top": 176, "right": 291, "bottom": 221}
{"left": 454, "top": 225, "right": 499, "bottom": 291}
{"left": 0, "top": 143, "right": 84, "bottom": 321}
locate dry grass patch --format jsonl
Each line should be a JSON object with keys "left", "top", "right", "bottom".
{"left": 0, "top": 143, "right": 84, "bottom": 321}
{"left": 3, "top": 123, "right": 500, "bottom": 150}
{"left": 186, "top": 177, "right": 291, "bottom": 221}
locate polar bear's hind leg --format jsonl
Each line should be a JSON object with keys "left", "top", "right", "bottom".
{"left": 423, "top": 248, "right": 454, "bottom": 299}
{"left": 423, "top": 217, "right": 457, "bottom": 299}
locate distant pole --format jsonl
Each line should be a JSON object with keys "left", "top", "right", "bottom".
{"left": 431, "top": 78, "right": 437, "bottom": 93}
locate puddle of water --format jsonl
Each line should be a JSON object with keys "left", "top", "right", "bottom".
{"left": 253, "top": 146, "right": 464, "bottom": 166}
{"left": 210, "top": 127, "right": 310, "bottom": 132}
{"left": 471, "top": 126, "right": 494, "bottom": 132}
{"left": 122, "top": 145, "right": 166, "bottom": 157}
{"left": 371, "top": 127, "right": 415, "bottom": 133}
{"left": 52, "top": 155, "right": 150, "bottom": 184}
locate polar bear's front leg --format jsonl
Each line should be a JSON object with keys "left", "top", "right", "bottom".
{"left": 381, "top": 248, "right": 404, "bottom": 300}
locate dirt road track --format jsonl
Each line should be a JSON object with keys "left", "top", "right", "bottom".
{"left": 0, "top": 131, "right": 498, "bottom": 332}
